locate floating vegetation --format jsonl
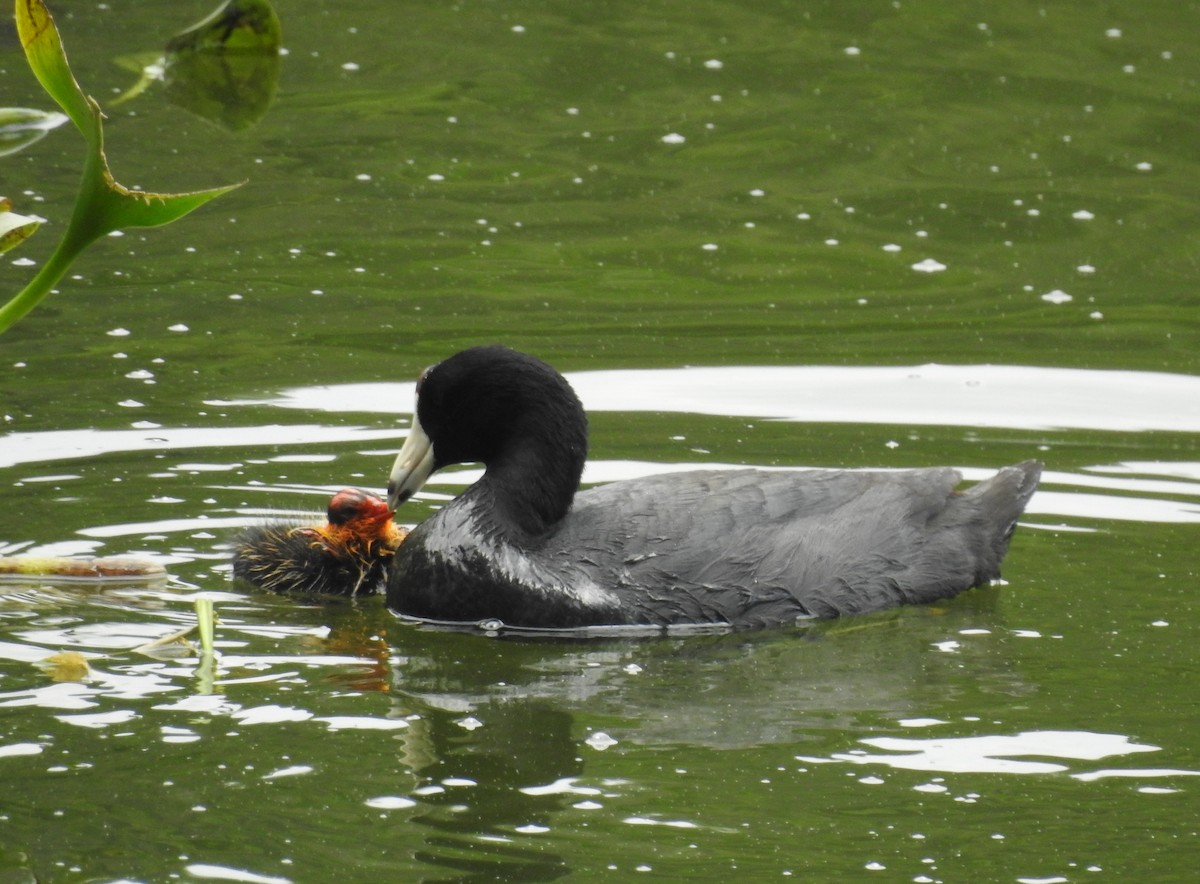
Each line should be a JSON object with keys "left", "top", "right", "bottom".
{"left": 0, "top": 554, "right": 167, "bottom": 582}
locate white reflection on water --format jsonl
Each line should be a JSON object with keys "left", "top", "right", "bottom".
{"left": 821, "top": 730, "right": 1159, "bottom": 775}
{"left": 0, "top": 610, "right": 405, "bottom": 765}
{"left": 1092, "top": 461, "right": 1200, "bottom": 481}
{"left": 0, "top": 424, "right": 401, "bottom": 469}
{"left": 0, "top": 365, "right": 1197, "bottom": 536}
{"left": 7, "top": 364, "right": 1185, "bottom": 470}
{"left": 243, "top": 363, "right": 1200, "bottom": 432}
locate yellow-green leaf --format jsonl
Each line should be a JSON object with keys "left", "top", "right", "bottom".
{"left": 103, "top": 181, "right": 245, "bottom": 231}
{"left": 14, "top": 0, "right": 96, "bottom": 142}
{"left": 0, "top": 205, "right": 42, "bottom": 254}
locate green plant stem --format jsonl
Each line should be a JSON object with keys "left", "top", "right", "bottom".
{"left": 0, "top": 221, "right": 91, "bottom": 331}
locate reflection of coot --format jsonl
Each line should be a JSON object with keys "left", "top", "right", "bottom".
{"left": 386, "top": 346, "right": 1042, "bottom": 630}
{"left": 231, "top": 488, "right": 405, "bottom": 596}
{"left": 408, "top": 701, "right": 578, "bottom": 881}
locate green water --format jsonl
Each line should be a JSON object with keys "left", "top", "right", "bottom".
{"left": 2, "top": 1, "right": 1198, "bottom": 881}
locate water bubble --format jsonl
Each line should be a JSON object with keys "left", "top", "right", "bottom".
{"left": 586, "top": 731, "right": 618, "bottom": 750}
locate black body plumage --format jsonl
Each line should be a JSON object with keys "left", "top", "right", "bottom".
{"left": 382, "top": 346, "right": 1043, "bottom": 630}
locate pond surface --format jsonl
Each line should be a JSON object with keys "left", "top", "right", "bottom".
{"left": 2, "top": 0, "right": 1199, "bottom": 880}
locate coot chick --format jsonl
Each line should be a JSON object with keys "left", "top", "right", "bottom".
{"left": 386, "top": 346, "right": 1041, "bottom": 631}
{"left": 232, "top": 487, "right": 406, "bottom": 596}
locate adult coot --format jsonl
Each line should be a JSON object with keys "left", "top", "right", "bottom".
{"left": 232, "top": 487, "right": 406, "bottom": 596}
{"left": 386, "top": 346, "right": 1041, "bottom": 631}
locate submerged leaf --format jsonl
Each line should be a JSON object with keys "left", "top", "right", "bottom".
{"left": 164, "top": 45, "right": 281, "bottom": 131}
{"left": 166, "top": 0, "right": 283, "bottom": 54}
{"left": 0, "top": 106, "right": 69, "bottom": 157}
{"left": 37, "top": 651, "right": 93, "bottom": 683}
{"left": 133, "top": 624, "right": 198, "bottom": 659}
{"left": 164, "top": 0, "right": 283, "bottom": 130}
{"left": 108, "top": 52, "right": 168, "bottom": 107}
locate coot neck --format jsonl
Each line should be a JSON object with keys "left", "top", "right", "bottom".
{"left": 475, "top": 407, "right": 587, "bottom": 540}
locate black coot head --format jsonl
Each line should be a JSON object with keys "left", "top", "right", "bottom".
{"left": 416, "top": 345, "right": 587, "bottom": 470}
{"left": 388, "top": 346, "right": 589, "bottom": 530}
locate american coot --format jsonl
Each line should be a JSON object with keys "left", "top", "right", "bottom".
{"left": 232, "top": 487, "right": 406, "bottom": 596}
{"left": 386, "top": 346, "right": 1042, "bottom": 631}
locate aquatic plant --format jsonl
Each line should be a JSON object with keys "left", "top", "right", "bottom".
{"left": 0, "top": 0, "right": 243, "bottom": 334}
